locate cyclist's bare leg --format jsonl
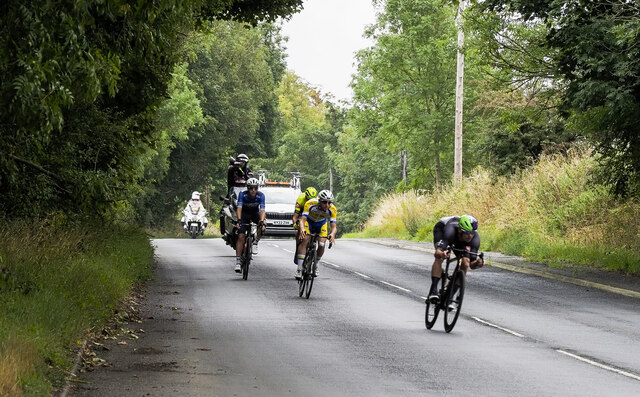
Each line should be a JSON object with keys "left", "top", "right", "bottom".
{"left": 428, "top": 257, "right": 444, "bottom": 299}
{"left": 316, "top": 237, "right": 327, "bottom": 259}
{"left": 430, "top": 257, "right": 444, "bottom": 278}
{"left": 296, "top": 235, "right": 310, "bottom": 271}
{"left": 236, "top": 233, "right": 245, "bottom": 257}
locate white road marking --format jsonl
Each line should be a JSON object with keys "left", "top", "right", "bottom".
{"left": 354, "top": 272, "right": 371, "bottom": 279}
{"left": 270, "top": 244, "right": 279, "bottom": 248}
{"left": 556, "top": 350, "right": 640, "bottom": 381}
{"left": 282, "top": 249, "right": 294, "bottom": 253}
{"left": 472, "top": 317, "right": 525, "bottom": 338}
{"left": 380, "top": 281, "right": 412, "bottom": 293}
{"left": 322, "top": 261, "right": 340, "bottom": 268}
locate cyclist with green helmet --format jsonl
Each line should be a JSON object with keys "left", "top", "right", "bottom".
{"left": 293, "top": 187, "right": 318, "bottom": 233}
{"left": 427, "top": 215, "right": 484, "bottom": 303}
{"left": 292, "top": 187, "right": 318, "bottom": 262}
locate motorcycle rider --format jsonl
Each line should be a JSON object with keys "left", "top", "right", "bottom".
{"left": 221, "top": 153, "right": 253, "bottom": 237}
{"left": 234, "top": 178, "right": 266, "bottom": 273}
{"left": 181, "top": 191, "right": 208, "bottom": 232}
{"left": 227, "top": 153, "right": 253, "bottom": 197}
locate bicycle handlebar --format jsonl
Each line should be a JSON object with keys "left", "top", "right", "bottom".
{"left": 446, "top": 245, "right": 483, "bottom": 258}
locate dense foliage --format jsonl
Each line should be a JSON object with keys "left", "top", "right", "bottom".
{"left": 0, "top": 0, "right": 301, "bottom": 220}
{"left": 477, "top": 0, "right": 640, "bottom": 196}
{"left": 1, "top": 0, "right": 638, "bottom": 230}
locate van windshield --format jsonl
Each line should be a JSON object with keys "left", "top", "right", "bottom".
{"left": 262, "top": 188, "right": 300, "bottom": 205}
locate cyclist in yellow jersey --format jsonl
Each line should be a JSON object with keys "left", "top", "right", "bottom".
{"left": 292, "top": 187, "right": 318, "bottom": 239}
{"left": 295, "top": 189, "right": 337, "bottom": 279}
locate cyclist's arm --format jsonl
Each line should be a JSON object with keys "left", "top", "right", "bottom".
{"left": 292, "top": 212, "right": 300, "bottom": 229}
{"left": 469, "top": 235, "right": 483, "bottom": 269}
{"left": 235, "top": 193, "right": 243, "bottom": 227}
{"left": 328, "top": 221, "right": 337, "bottom": 243}
{"left": 299, "top": 214, "right": 308, "bottom": 238}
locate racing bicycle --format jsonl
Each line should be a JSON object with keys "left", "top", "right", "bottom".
{"left": 238, "top": 221, "right": 258, "bottom": 280}
{"left": 298, "top": 232, "right": 331, "bottom": 299}
{"left": 425, "top": 246, "right": 483, "bottom": 332}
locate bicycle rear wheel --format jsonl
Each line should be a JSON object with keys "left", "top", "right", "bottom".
{"left": 444, "top": 270, "right": 465, "bottom": 332}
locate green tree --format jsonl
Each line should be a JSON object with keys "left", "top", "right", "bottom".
{"left": 145, "top": 21, "right": 285, "bottom": 225}
{"left": 351, "top": 0, "right": 467, "bottom": 188}
{"left": 478, "top": 0, "right": 640, "bottom": 195}
{"left": 0, "top": 0, "right": 302, "bottom": 220}
{"left": 261, "top": 72, "right": 337, "bottom": 190}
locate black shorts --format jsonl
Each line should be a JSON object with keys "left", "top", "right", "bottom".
{"left": 238, "top": 212, "right": 260, "bottom": 234}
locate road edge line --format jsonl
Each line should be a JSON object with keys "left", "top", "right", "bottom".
{"left": 349, "top": 239, "right": 640, "bottom": 300}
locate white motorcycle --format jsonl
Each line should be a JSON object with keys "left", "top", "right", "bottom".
{"left": 183, "top": 208, "right": 207, "bottom": 239}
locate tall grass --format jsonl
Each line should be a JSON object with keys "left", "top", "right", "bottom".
{"left": 358, "top": 148, "right": 640, "bottom": 274}
{"left": 0, "top": 221, "right": 153, "bottom": 395}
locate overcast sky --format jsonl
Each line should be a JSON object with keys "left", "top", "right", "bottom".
{"left": 279, "top": 0, "right": 378, "bottom": 102}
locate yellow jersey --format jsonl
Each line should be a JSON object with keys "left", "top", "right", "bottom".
{"left": 302, "top": 198, "right": 337, "bottom": 224}
{"left": 294, "top": 193, "right": 308, "bottom": 214}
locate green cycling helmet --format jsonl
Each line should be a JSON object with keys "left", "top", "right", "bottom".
{"left": 458, "top": 214, "right": 477, "bottom": 232}
{"left": 305, "top": 187, "right": 318, "bottom": 200}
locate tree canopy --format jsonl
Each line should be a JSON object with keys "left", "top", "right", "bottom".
{"left": 0, "top": 0, "right": 302, "bottom": 220}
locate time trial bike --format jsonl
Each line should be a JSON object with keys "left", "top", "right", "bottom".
{"left": 425, "top": 246, "right": 483, "bottom": 332}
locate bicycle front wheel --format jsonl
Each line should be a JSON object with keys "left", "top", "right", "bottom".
{"left": 298, "top": 271, "right": 307, "bottom": 297}
{"left": 425, "top": 298, "right": 440, "bottom": 329}
{"left": 300, "top": 246, "right": 315, "bottom": 299}
{"left": 242, "top": 236, "right": 252, "bottom": 280}
{"left": 444, "top": 270, "right": 465, "bottom": 332}
{"left": 425, "top": 277, "right": 445, "bottom": 329}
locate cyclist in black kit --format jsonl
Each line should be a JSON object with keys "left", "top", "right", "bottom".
{"left": 427, "top": 215, "right": 484, "bottom": 303}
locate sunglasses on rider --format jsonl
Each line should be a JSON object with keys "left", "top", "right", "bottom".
{"left": 319, "top": 200, "right": 330, "bottom": 205}
{"left": 248, "top": 186, "right": 258, "bottom": 191}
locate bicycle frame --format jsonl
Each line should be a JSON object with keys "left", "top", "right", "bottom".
{"left": 298, "top": 232, "right": 319, "bottom": 299}
{"left": 426, "top": 246, "right": 474, "bottom": 332}
{"left": 239, "top": 221, "right": 257, "bottom": 280}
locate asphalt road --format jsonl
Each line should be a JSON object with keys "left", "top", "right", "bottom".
{"left": 69, "top": 238, "right": 640, "bottom": 396}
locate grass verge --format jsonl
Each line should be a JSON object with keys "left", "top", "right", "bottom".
{"left": 351, "top": 148, "right": 640, "bottom": 274}
{"left": 0, "top": 221, "right": 153, "bottom": 395}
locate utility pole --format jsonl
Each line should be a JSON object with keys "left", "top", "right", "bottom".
{"left": 205, "top": 186, "right": 210, "bottom": 214}
{"left": 329, "top": 168, "right": 334, "bottom": 192}
{"left": 401, "top": 150, "right": 408, "bottom": 185}
{"left": 454, "top": 0, "right": 466, "bottom": 184}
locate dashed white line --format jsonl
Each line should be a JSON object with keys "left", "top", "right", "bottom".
{"left": 556, "top": 350, "right": 640, "bottom": 381}
{"left": 472, "top": 317, "right": 525, "bottom": 338}
{"left": 322, "top": 261, "right": 340, "bottom": 268}
{"left": 380, "top": 281, "right": 412, "bottom": 293}
{"left": 354, "top": 272, "right": 371, "bottom": 279}
{"left": 282, "top": 249, "right": 294, "bottom": 253}
{"left": 270, "top": 244, "right": 280, "bottom": 248}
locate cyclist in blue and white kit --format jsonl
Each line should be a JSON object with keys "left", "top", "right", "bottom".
{"left": 234, "top": 178, "right": 266, "bottom": 273}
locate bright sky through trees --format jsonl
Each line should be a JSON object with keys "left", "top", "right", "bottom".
{"left": 280, "top": 0, "right": 377, "bottom": 102}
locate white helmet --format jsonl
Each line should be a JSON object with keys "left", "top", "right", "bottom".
{"left": 246, "top": 178, "right": 259, "bottom": 187}
{"left": 191, "top": 191, "right": 201, "bottom": 200}
{"left": 237, "top": 153, "right": 249, "bottom": 163}
{"left": 318, "top": 190, "right": 333, "bottom": 202}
